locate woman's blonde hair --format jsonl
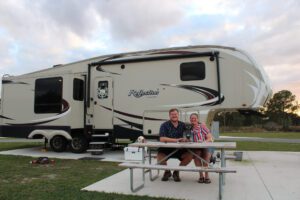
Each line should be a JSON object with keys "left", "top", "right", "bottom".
{"left": 190, "top": 113, "right": 199, "bottom": 119}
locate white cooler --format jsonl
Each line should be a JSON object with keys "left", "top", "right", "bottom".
{"left": 124, "top": 147, "right": 146, "bottom": 161}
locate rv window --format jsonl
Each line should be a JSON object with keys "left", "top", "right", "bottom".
{"left": 180, "top": 61, "right": 205, "bottom": 81}
{"left": 73, "top": 78, "right": 84, "bottom": 101}
{"left": 34, "top": 77, "right": 63, "bottom": 113}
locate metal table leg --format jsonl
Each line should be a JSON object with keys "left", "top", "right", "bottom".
{"left": 218, "top": 148, "right": 226, "bottom": 199}
{"left": 187, "top": 149, "right": 210, "bottom": 166}
{"left": 129, "top": 147, "right": 146, "bottom": 192}
{"left": 142, "top": 147, "right": 146, "bottom": 183}
{"left": 219, "top": 172, "right": 223, "bottom": 200}
{"left": 148, "top": 148, "right": 159, "bottom": 181}
{"left": 221, "top": 148, "right": 225, "bottom": 185}
{"left": 130, "top": 168, "right": 145, "bottom": 192}
{"left": 156, "top": 148, "right": 179, "bottom": 165}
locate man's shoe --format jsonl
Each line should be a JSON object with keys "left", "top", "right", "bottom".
{"left": 173, "top": 171, "right": 181, "bottom": 182}
{"left": 161, "top": 170, "right": 171, "bottom": 181}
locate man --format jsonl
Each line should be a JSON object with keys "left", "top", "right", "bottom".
{"left": 157, "top": 108, "right": 193, "bottom": 182}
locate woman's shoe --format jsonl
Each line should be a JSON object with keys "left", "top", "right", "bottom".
{"left": 204, "top": 178, "right": 211, "bottom": 184}
{"left": 198, "top": 177, "right": 205, "bottom": 183}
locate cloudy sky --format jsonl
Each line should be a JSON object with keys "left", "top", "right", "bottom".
{"left": 0, "top": 0, "right": 299, "bottom": 106}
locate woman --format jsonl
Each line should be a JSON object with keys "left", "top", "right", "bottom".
{"left": 190, "top": 113, "right": 213, "bottom": 183}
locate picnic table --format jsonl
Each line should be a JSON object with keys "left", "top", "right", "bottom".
{"left": 120, "top": 141, "right": 236, "bottom": 200}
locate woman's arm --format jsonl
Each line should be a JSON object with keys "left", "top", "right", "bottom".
{"left": 201, "top": 123, "right": 214, "bottom": 142}
{"left": 205, "top": 133, "right": 213, "bottom": 142}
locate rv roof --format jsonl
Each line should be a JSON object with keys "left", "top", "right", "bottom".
{"left": 62, "top": 45, "right": 237, "bottom": 67}
{"left": 5, "top": 45, "right": 239, "bottom": 78}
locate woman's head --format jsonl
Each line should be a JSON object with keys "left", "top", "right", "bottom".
{"left": 190, "top": 113, "right": 199, "bottom": 125}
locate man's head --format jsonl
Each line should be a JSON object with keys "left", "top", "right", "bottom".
{"left": 169, "top": 108, "right": 179, "bottom": 123}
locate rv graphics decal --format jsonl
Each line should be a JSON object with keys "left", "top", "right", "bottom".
{"left": 2, "top": 80, "right": 29, "bottom": 85}
{"left": 96, "top": 66, "right": 121, "bottom": 75}
{"left": 160, "top": 84, "right": 225, "bottom": 108}
{"left": 116, "top": 117, "right": 143, "bottom": 130}
{"left": 99, "top": 105, "right": 166, "bottom": 121}
{"left": 128, "top": 89, "right": 159, "bottom": 98}
{"left": 5, "top": 99, "right": 71, "bottom": 126}
{"left": 0, "top": 115, "right": 14, "bottom": 120}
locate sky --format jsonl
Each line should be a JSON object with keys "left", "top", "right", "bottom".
{"left": 0, "top": 0, "right": 299, "bottom": 112}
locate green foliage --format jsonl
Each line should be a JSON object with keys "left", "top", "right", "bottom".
{"left": 265, "top": 90, "right": 300, "bottom": 129}
{"left": 213, "top": 90, "right": 300, "bottom": 129}
{"left": 214, "top": 112, "right": 261, "bottom": 127}
{"left": 266, "top": 90, "right": 299, "bottom": 113}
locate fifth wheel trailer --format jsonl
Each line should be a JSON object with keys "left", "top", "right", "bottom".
{"left": 0, "top": 45, "right": 272, "bottom": 153}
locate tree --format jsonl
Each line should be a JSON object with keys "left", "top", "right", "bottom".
{"left": 265, "top": 90, "right": 299, "bottom": 129}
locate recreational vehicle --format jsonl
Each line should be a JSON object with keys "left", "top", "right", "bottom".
{"left": 0, "top": 45, "right": 272, "bottom": 153}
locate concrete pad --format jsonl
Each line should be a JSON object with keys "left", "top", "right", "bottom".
{"left": 0, "top": 146, "right": 126, "bottom": 161}
{"left": 246, "top": 151, "right": 300, "bottom": 200}
{"left": 83, "top": 151, "right": 300, "bottom": 200}
{"left": 0, "top": 147, "right": 91, "bottom": 159}
{"left": 0, "top": 138, "right": 44, "bottom": 142}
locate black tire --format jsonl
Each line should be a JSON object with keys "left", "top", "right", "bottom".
{"left": 50, "top": 135, "right": 67, "bottom": 152}
{"left": 70, "top": 135, "right": 88, "bottom": 153}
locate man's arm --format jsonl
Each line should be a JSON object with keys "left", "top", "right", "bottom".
{"left": 160, "top": 137, "right": 180, "bottom": 143}
{"left": 160, "top": 137, "right": 188, "bottom": 143}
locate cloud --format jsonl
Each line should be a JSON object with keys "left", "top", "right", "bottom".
{"left": 0, "top": 0, "right": 111, "bottom": 73}
{"left": 0, "top": 0, "right": 299, "bottom": 102}
{"left": 94, "top": 0, "right": 184, "bottom": 42}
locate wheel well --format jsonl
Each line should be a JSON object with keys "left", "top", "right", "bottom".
{"left": 29, "top": 129, "right": 72, "bottom": 141}
{"left": 32, "top": 134, "right": 44, "bottom": 139}
{"left": 70, "top": 129, "right": 87, "bottom": 138}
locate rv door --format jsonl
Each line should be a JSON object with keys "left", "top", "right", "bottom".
{"left": 93, "top": 77, "right": 113, "bottom": 129}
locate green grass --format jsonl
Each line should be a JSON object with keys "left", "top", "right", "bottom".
{"left": 0, "top": 142, "right": 44, "bottom": 151}
{"left": 219, "top": 132, "right": 300, "bottom": 151}
{"left": 220, "top": 132, "right": 300, "bottom": 139}
{"left": 235, "top": 141, "right": 300, "bottom": 151}
{"left": 0, "top": 155, "right": 173, "bottom": 200}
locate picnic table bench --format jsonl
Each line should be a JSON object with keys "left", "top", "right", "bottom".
{"left": 119, "top": 141, "right": 237, "bottom": 200}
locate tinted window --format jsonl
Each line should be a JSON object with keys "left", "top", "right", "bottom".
{"left": 73, "top": 78, "right": 84, "bottom": 101}
{"left": 180, "top": 61, "right": 205, "bottom": 81}
{"left": 35, "top": 77, "right": 63, "bottom": 113}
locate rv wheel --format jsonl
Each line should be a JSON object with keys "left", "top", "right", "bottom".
{"left": 50, "top": 135, "right": 67, "bottom": 152}
{"left": 70, "top": 136, "right": 88, "bottom": 153}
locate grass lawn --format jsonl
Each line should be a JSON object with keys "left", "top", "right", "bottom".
{"left": 0, "top": 142, "right": 44, "bottom": 151}
{"left": 0, "top": 155, "right": 172, "bottom": 200}
{"left": 219, "top": 132, "right": 300, "bottom": 151}
{"left": 234, "top": 141, "right": 300, "bottom": 151}
{"left": 0, "top": 142, "right": 173, "bottom": 200}
{"left": 220, "top": 132, "right": 300, "bottom": 139}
